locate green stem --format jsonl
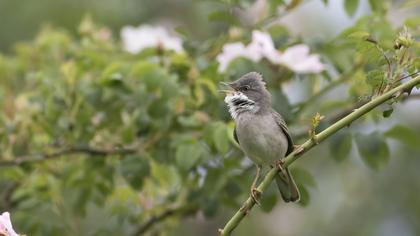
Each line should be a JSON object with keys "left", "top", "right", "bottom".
{"left": 219, "top": 75, "right": 420, "bottom": 236}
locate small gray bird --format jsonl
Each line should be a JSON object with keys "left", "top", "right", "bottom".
{"left": 223, "top": 72, "right": 300, "bottom": 203}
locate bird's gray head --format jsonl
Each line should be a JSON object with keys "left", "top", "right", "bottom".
{"left": 223, "top": 72, "right": 271, "bottom": 119}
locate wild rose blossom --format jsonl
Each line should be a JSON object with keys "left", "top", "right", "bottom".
{"left": 216, "top": 42, "right": 262, "bottom": 72}
{"left": 216, "top": 30, "right": 324, "bottom": 73}
{"left": 121, "top": 25, "right": 183, "bottom": 54}
{"left": 277, "top": 44, "right": 325, "bottom": 73}
{"left": 0, "top": 212, "right": 19, "bottom": 236}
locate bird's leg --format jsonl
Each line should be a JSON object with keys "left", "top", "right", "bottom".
{"left": 250, "top": 164, "right": 262, "bottom": 205}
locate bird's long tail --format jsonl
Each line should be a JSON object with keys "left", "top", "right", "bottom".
{"left": 275, "top": 167, "right": 300, "bottom": 202}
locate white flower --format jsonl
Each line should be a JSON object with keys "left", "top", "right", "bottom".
{"left": 278, "top": 44, "right": 324, "bottom": 73}
{"left": 0, "top": 212, "right": 19, "bottom": 236}
{"left": 216, "top": 30, "right": 324, "bottom": 74}
{"left": 216, "top": 42, "right": 261, "bottom": 72}
{"left": 247, "top": 30, "right": 281, "bottom": 64}
{"left": 121, "top": 25, "right": 183, "bottom": 54}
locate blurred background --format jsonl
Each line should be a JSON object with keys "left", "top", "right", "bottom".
{"left": 0, "top": 0, "right": 420, "bottom": 235}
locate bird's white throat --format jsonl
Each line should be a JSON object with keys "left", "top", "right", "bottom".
{"left": 224, "top": 92, "right": 260, "bottom": 120}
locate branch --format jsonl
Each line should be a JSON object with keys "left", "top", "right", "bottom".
{"left": 0, "top": 146, "right": 137, "bottom": 167}
{"left": 131, "top": 204, "right": 198, "bottom": 236}
{"left": 219, "top": 75, "right": 420, "bottom": 235}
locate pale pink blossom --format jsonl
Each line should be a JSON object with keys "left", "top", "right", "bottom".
{"left": 278, "top": 44, "right": 324, "bottom": 73}
{"left": 0, "top": 212, "right": 19, "bottom": 236}
{"left": 216, "top": 30, "right": 324, "bottom": 74}
{"left": 121, "top": 25, "right": 183, "bottom": 54}
{"left": 247, "top": 31, "right": 282, "bottom": 64}
{"left": 216, "top": 42, "right": 261, "bottom": 72}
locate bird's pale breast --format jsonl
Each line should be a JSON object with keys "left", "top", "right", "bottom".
{"left": 236, "top": 113, "right": 288, "bottom": 166}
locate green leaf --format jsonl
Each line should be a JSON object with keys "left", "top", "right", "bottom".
{"left": 208, "top": 11, "right": 239, "bottom": 25}
{"left": 344, "top": 0, "right": 359, "bottom": 17}
{"left": 213, "top": 122, "right": 230, "bottom": 153}
{"left": 366, "top": 70, "right": 386, "bottom": 88}
{"left": 260, "top": 191, "right": 277, "bottom": 212}
{"left": 382, "top": 108, "right": 393, "bottom": 118}
{"left": 384, "top": 125, "right": 420, "bottom": 149}
{"left": 355, "top": 133, "right": 390, "bottom": 170}
{"left": 347, "top": 31, "right": 370, "bottom": 40}
{"left": 202, "top": 198, "right": 219, "bottom": 217}
{"left": 297, "top": 184, "right": 310, "bottom": 206}
{"left": 268, "top": 0, "right": 285, "bottom": 14}
{"left": 130, "top": 61, "right": 171, "bottom": 92}
{"left": 150, "top": 162, "right": 181, "bottom": 188}
{"left": 101, "top": 62, "right": 127, "bottom": 87}
{"left": 175, "top": 142, "right": 205, "bottom": 170}
{"left": 368, "top": 0, "right": 386, "bottom": 13}
{"left": 174, "top": 26, "right": 189, "bottom": 38}
{"left": 120, "top": 154, "right": 150, "bottom": 190}
{"left": 292, "top": 168, "right": 316, "bottom": 188}
{"left": 404, "top": 16, "right": 420, "bottom": 29}
{"left": 329, "top": 131, "right": 352, "bottom": 162}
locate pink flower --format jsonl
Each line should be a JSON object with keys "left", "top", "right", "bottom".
{"left": 0, "top": 212, "right": 19, "bottom": 236}
{"left": 247, "top": 31, "right": 282, "bottom": 64}
{"left": 216, "top": 42, "right": 261, "bottom": 72}
{"left": 121, "top": 25, "right": 183, "bottom": 54}
{"left": 216, "top": 30, "right": 324, "bottom": 74}
{"left": 278, "top": 44, "right": 324, "bottom": 73}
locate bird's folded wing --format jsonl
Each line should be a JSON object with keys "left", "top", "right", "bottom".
{"left": 271, "top": 110, "right": 294, "bottom": 156}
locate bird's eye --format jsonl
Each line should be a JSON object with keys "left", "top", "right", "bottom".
{"left": 242, "top": 85, "right": 251, "bottom": 91}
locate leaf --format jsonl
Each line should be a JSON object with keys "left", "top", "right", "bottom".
{"left": 269, "top": 0, "right": 285, "bottom": 14}
{"left": 344, "top": 0, "right": 359, "bottom": 17}
{"left": 213, "top": 122, "right": 230, "bottom": 153}
{"left": 260, "top": 191, "right": 277, "bottom": 212}
{"left": 384, "top": 125, "right": 420, "bottom": 149}
{"left": 208, "top": 11, "right": 239, "bottom": 25}
{"left": 347, "top": 31, "right": 370, "bottom": 40}
{"left": 101, "top": 62, "right": 126, "bottom": 86}
{"left": 366, "top": 70, "right": 386, "bottom": 89}
{"left": 202, "top": 198, "right": 219, "bottom": 217}
{"left": 400, "top": 0, "right": 420, "bottom": 8}
{"left": 130, "top": 61, "right": 171, "bottom": 92}
{"left": 329, "top": 131, "right": 352, "bottom": 162}
{"left": 292, "top": 168, "right": 316, "bottom": 188}
{"left": 355, "top": 133, "right": 390, "bottom": 170}
{"left": 382, "top": 108, "right": 393, "bottom": 118}
{"left": 368, "top": 0, "right": 386, "bottom": 13}
{"left": 285, "top": 0, "right": 302, "bottom": 10}
{"left": 175, "top": 142, "right": 205, "bottom": 170}
{"left": 120, "top": 154, "right": 150, "bottom": 190}
{"left": 404, "top": 16, "right": 420, "bottom": 28}
{"left": 297, "top": 184, "right": 310, "bottom": 206}
{"left": 151, "top": 162, "right": 181, "bottom": 188}
{"left": 174, "top": 26, "right": 189, "bottom": 38}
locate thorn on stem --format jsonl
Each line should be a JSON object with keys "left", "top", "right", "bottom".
{"left": 293, "top": 145, "right": 304, "bottom": 155}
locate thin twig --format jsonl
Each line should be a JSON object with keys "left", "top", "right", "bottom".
{"left": 131, "top": 204, "right": 198, "bottom": 236}
{"left": 219, "top": 75, "right": 420, "bottom": 235}
{"left": 0, "top": 146, "right": 137, "bottom": 167}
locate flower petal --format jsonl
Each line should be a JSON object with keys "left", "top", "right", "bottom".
{"left": 0, "top": 212, "right": 19, "bottom": 236}
{"left": 121, "top": 25, "right": 183, "bottom": 54}
{"left": 278, "top": 44, "right": 324, "bottom": 73}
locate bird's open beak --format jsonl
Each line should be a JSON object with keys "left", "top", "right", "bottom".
{"left": 219, "top": 82, "right": 236, "bottom": 95}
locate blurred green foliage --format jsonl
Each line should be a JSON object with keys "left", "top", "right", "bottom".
{"left": 0, "top": 0, "right": 419, "bottom": 235}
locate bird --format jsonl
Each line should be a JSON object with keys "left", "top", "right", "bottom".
{"left": 222, "top": 72, "right": 300, "bottom": 203}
